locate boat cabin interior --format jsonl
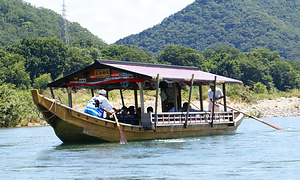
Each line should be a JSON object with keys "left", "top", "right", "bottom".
{"left": 47, "top": 59, "right": 242, "bottom": 128}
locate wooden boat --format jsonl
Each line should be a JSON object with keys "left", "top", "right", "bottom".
{"left": 31, "top": 59, "right": 244, "bottom": 143}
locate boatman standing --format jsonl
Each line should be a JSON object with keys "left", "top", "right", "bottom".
{"left": 84, "top": 89, "right": 119, "bottom": 118}
{"left": 208, "top": 84, "right": 224, "bottom": 112}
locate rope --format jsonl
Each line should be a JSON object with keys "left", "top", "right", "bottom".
{"left": 36, "top": 99, "right": 57, "bottom": 124}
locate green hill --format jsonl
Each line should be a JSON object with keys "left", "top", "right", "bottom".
{"left": 116, "top": 0, "right": 300, "bottom": 61}
{"left": 0, "top": 0, "right": 107, "bottom": 48}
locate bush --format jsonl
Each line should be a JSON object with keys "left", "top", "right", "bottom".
{"left": 253, "top": 82, "right": 267, "bottom": 94}
{"left": 33, "top": 73, "right": 52, "bottom": 92}
{"left": 0, "top": 83, "right": 38, "bottom": 127}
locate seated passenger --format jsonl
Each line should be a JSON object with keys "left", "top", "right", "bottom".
{"left": 137, "top": 107, "right": 141, "bottom": 117}
{"left": 147, "top": 106, "right": 153, "bottom": 113}
{"left": 180, "top": 102, "right": 200, "bottom": 112}
{"left": 118, "top": 106, "right": 128, "bottom": 118}
{"left": 167, "top": 102, "right": 175, "bottom": 112}
{"left": 128, "top": 106, "right": 136, "bottom": 118}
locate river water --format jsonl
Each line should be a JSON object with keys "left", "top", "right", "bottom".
{"left": 0, "top": 117, "right": 299, "bottom": 179}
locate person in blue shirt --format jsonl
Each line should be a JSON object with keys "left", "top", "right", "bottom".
{"left": 84, "top": 89, "right": 119, "bottom": 118}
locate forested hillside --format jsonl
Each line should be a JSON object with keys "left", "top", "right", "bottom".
{"left": 116, "top": 0, "right": 300, "bottom": 61}
{"left": 0, "top": 0, "right": 107, "bottom": 48}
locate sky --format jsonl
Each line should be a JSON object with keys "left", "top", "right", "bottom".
{"left": 23, "top": 0, "right": 195, "bottom": 44}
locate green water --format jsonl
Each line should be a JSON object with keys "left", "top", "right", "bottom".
{"left": 0, "top": 117, "right": 299, "bottom": 179}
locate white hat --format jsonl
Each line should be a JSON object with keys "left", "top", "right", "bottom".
{"left": 209, "top": 83, "right": 215, "bottom": 86}
{"left": 99, "top": 89, "right": 107, "bottom": 95}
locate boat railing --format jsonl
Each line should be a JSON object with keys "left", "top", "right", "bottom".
{"left": 149, "top": 111, "right": 234, "bottom": 125}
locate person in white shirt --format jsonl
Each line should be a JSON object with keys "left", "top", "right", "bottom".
{"left": 207, "top": 84, "right": 224, "bottom": 112}
{"left": 84, "top": 89, "right": 119, "bottom": 118}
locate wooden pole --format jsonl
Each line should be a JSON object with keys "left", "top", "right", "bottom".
{"left": 154, "top": 74, "right": 160, "bottom": 130}
{"left": 199, "top": 84, "right": 203, "bottom": 111}
{"left": 138, "top": 83, "right": 144, "bottom": 114}
{"left": 67, "top": 87, "right": 72, "bottom": 108}
{"left": 211, "top": 76, "right": 217, "bottom": 127}
{"left": 185, "top": 74, "right": 194, "bottom": 128}
{"left": 218, "top": 103, "right": 285, "bottom": 130}
{"left": 50, "top": 87, "right": 55, "bottom": 99}
{"left": 222, "top": 83, "right": 227, "bottom": 111}
{"left": 134, "top": 87, "right": 138, "bottom": 111}
{"left": 120, "top": 89, "right": 125, "bottom": 107}
{"left": 173, "top": 82, "right": 178, "bottom": 112}
{"left": 113, "top": 113, "right": 127, "bottom": 144}
{"left": 91, "top": 89, "right": 94, "bottom": 97}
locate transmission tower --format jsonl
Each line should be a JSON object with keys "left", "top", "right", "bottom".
{"left": 62, "top": 0, "right": 69, "bottom": 45}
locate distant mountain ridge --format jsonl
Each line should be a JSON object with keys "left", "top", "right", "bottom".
{"left": 116, "top": 0, "right": 300, "bottom": 61}
{"left": 0, "top": 0, "right": 107, "bottom": 48}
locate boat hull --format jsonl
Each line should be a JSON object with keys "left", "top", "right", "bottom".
{"left": 31, "top": 89, "right": 244, "bottom": 143}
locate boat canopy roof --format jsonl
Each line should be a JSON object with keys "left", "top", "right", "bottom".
{"left": 47, "top": 59, "right": 242, "bottom": 90}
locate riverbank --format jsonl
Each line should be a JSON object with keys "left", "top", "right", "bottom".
{"left": 239, "top": 97, "right": 300, "bottom": 117}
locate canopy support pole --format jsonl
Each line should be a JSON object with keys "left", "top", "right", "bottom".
{"left": 67, "top": 87, "right": 72, "bottom": 108}
{"left": 138, "top": 83, "right": 144, "bottom": 114}
{"left": 134, "top": 87, "right": 138, "bottom": 111}
{"left": 154, "top": 74, "right": 160, "bottom": 131}
{"left": 50, "top": 87, "right": 55, "bottom": 99}
{"left": 173, "top": 82, "right": 178, "bottom": 112}
{"left": 120, "top": 89, "right": 125, "bottom": 107}
{"left": 222, "top": 83, "right": 227, "bottom": 111}
{"left": 199, "top": 84, "right": 203, "bottom": 111}
{"left": 91, "top": 89, "right": 94, "bottom": 97}
{"left": 185, "top": 74, "right": 194, "bottom": 128}
{"left": 211, "top": 76, "right": 217, "bottom": 127}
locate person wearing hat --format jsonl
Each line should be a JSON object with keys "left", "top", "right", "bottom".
{"left": 84, "top": 89, "right": 119, "bottom": 118}
{"left": 207, "top": 83, "right": 224, "bottom": 112}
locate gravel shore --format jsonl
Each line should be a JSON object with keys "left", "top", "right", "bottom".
{"left": 239, "top": 97, "right": 300, "bottom": 118}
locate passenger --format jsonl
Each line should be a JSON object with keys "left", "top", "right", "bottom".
{"left": 167, "top": 102, "right": 175, "bottom": 112}
{"left": 137, "top": 107, "right": 141, "bottom": 117}
{"left": 84, "top": 89, "right": 119, "bottom": 118}
{"left": 118, "top": 106, "right": 128, "bottom": 118}
{"left": 128, "top": 106, "right": 135, "bottom": 118}
{"left": 207, "top": 84, "right": 224, "bottom": 112}
{"left": 147, "top": 106, "right": 153, "bottom": 113}
{"left": 180, "top": 102, "right": 200, "bottom": 112}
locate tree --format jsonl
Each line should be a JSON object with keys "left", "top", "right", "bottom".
{"left": 269, "top": 61, "right": 299, "bottom": 91}
{"left": 6, "top": 37, "right": 68, "bottom": 81}
{"left": 0, "top": 50, "right": 31, "bottom": 89}
{"left": 33, "top": 73, "right": 52, "bottom": 92}
{"left": 157, "top": 45, "right": 203, "bottom": 67}
{"left": 0, "top": 83, "right": 21, "bottom": 127}
{"left": 239, "top": 55, "right": 273, "bottom": 89}
{"left": 101, "top": 45, "right": 155, "bottom": 63}
{"left": 202, "top": 46, "right": 242, "bottom": 79}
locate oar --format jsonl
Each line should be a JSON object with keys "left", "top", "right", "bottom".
{"left": 219, "top": 102, "right": 285, "bottom": 130}
{"left": 113, "top": 113, "right": 128, "bottom": 144}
